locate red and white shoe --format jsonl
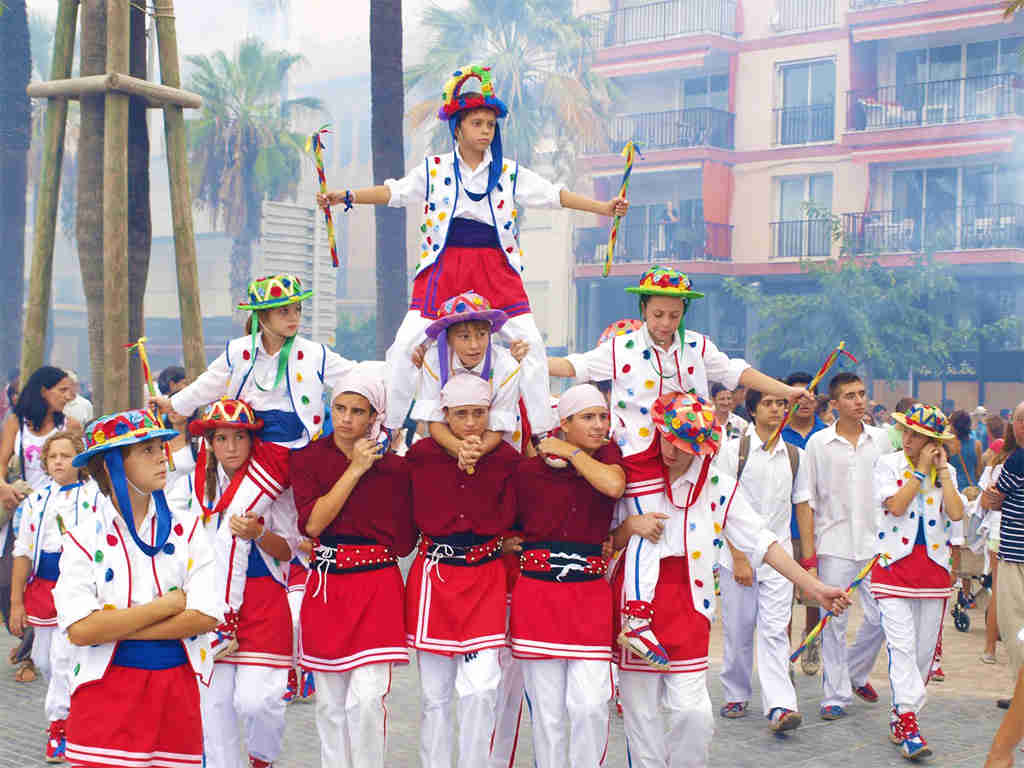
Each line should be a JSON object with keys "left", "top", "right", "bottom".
{"left": 895, "top": 710, "right": 932, "bottom": 761}
{"left": 45, "top": 719, "right": 66, "bottom": 763}
{"left": 618, "top": 602, "right": 669, "bottom": 670}
{"left": 211, "top": 609, "right": 240, "bottom": 661}
{"left": 249, "top": 756, "right": 272, "bottom": 768}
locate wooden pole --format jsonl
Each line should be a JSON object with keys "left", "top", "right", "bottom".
{"left": 102, "top": 0, "right": 131, "bottom": 411}
{"left": 19, "top": 0, "right": 78, "bottom": 380}
{"left": 26, "top": 73, "right": 202, "bottom": 109}
{"left": 154, "top": 0, "right": 206, "bottom": 379}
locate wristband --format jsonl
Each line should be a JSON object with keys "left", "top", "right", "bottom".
{"left": 798, "top": 556, "right": 818, "bottom": 570}
{"left": 912, "top": 470, "right": 926, "bottom": 482}
{"left": 343, "top": 189, "right": 354, "bottom": 211}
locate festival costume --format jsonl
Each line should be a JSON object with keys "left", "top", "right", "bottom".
{"left": 406, "top": 375, "right": 520, "bottom": 768}
{"left": 382, "top": 66, "right": 561, "bottom": 437}
{"left": 52, "top": 410, "right": 221, "bottom": 768}
{"left": 168, "top": 276, "right": 355, "bottom": 647}
{"left": 872, "top": 405, "right": 964, "bottom": 760}
{"left": 291, "top": 364, "right": 415, "bottom": 768}
{"left": 13, "top": 478, "right": 100, "bottom": 760}
{"left": 611, "top": 393, "right": 777, "bottom": 768}
{"left": 715, "top": 431, "right": 810, "bottom": 723}
{"left": 508, "top": 387, "right": 620, "bottom": 768}
{"left": 805, "top": 420, "right": 892, "bottom": 712}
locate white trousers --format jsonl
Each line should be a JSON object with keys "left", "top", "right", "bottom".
{"left": 521, "top": 658, "right": 612, "bottom": 768}
{"left": 384, "top": 310, "right": 555, "bottom": 434}
{"left": 200, "top": 663, "right": 289, "bottom": 768}
{"left": 488, "top": 645, "right": 524, "bottom": 768}
{"left": 30, "top": 624, "right": 55, "bottom": 681}
{"left": 878, "top": 597, "right": 944, "bottom": 714}
{"left": 314, "top": 664, "right": 393, "bottom": 768}
{"left": 818, "top": 555, "right": 885, "bottom": 708}
{"left": 718, "top": 565, "right": 797, "bottom": 715}
{"left": 287, "top": 584, "right": 304, "bottom": 665}
{"left": 44, "top": 629, "right": 72, "bottom": 722}
{"left": 418, "top": 648, "right": 502, "bottom": 768}
{"left": 624, "top": 534, "right": 660, "bottom": 604}
{"left": 619, "top": 669, "right": 714, "bottom": 768}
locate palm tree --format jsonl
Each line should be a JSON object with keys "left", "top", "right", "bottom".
{"left": 0, "top": 0, "right": 31, "bottom": 376}
{"left": 405, "top": 0, "right": 613, "bottom": 178}
{"left": 186, "top": 38, "right": 323, "bottom": 312}
{"left": 370, "top": 0, "right": 407, "bottom": 358}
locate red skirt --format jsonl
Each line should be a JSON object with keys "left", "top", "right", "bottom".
{"left": 287, "top": 561, "right": 308, "bottom": 592}
{"left": 24, "top": 577, "right": 57, "bottom": 627}
{"left": 410, "top": 245, "right": 531, "bottom": 319}
{"left": 65, "top": 663, "right": 202, "bottom": 767}
{"left": 405, "top": 553, "right": 507, "bottom": 655}
{"left": 509, "top": 575, "right": 613, "bottom": 661}
{"left": 611, "top": 556, "right": 710, "bottom": 674}
{"left": 871, "top": 544, "right": 952, "bottom": 600}
{"left": 300, "top": 565, "right": 408, "bottom": 672}
{"left": 221, "top": 576, "right": 292, "bottom": 668}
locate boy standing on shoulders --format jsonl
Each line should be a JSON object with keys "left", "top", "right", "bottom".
{"left": 873, "top": 403, "right": 964, "bottom": 761}
{"left": 804, "top": 372, "right": 892, "bottom": 720}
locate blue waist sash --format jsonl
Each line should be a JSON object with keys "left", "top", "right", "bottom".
{"left": 111, "top": 639, "right": 188, "bottom": 670}
{"left": 246, "top": 544, "right": 273, "bottom": 578}
{"left": 255, "top": 409, "right": 305, "bottom": 443}
{"left": 36, "top": 551, "right": 61, "bottom": 581}
{"left": 447, "top": 217, "right": 500, "bottom": 248}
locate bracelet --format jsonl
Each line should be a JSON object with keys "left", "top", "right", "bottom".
{"left": 798, "top": 556, "right": 818, "bottom": 570}
{"left": 912, "top": 470, "right": 926, "bottom": 482}
{"left": 569, "top": 448, "right": 582, "bottom": 459}
{"left": 343, "top": 189, "right": 354, "bottom": 212}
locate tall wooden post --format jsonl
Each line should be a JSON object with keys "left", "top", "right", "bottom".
{"left": 19, "top": 0, "right": 78, "bottom": 379}
{"left": 103, "top": 0, "right": 131, "bottom": 411}
{"left": 154, "top": 0, "right": 206, "bottom": 379}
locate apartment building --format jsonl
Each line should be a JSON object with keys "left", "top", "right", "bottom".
{"left": 570, "top": 0, "right": 1024, "bottom": 408}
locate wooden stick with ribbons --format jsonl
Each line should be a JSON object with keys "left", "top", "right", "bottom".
{"left": 307, "top": 124, "right": 339, "bottom": 267}
{"left": 604, "top": 140, "right": 639, "bottom": 278}
{"left": 124, "top": 336, "right": 175, "bottom": 471}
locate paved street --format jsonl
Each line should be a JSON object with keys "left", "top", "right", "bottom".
{"left": 0, "top": 594, "right": 1016, "bottom": 767}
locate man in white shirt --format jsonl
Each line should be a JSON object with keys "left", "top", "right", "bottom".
{"left": 716, "top": 389, "right": 812, "bottom": 732}
{"left": 61, "top": 370, "right": 93, "bottom": 425}
{"left": 804, "top": 372, "right": 893, "bottom": 720}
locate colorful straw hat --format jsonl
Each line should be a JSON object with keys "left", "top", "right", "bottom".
{"left": 189, "top": 398, "right": 264, "bottom": 437}
{"left": 437, "top": 65, "right": 508, "bottom": 121}
{"left": 237, "top": 274, "right": 313, "bottom": 312}
{"left": 74, "top": 409, "right": 179, "bottom": 467}
{"left": 652, "top": 391, "right": 723, "bottom": 457}
{"left": 598, "top": 319, "right": 644, "bottom": 346}
{"left": 625, "top": 266, "right": 704, "bottom": 300}
{"left": 425, "top": 291, "right": 508, "bottom": 340}
{"left": 892, "top": 403, "right": 955, "bottom": 441}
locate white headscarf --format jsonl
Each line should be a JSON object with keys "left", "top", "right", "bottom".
{"left": 557, "top": 384, "right": 607, "bottom": 421}
{"left": 440, "top": 373, "right": 491, "bottom": 410}
{"left": 334, "top": 361, "right": 387, "bottom": 439}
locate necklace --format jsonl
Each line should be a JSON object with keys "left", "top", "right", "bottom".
{"left": 647, "top": 345, "right": 679, "bottom": 380}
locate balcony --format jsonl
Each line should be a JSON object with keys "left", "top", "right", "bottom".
{"left": 575, "top": 220, "right": 733, "bottom": 264}
{"left": 848, "top": 74, "right": 1024, "bottom": 132}
{"left": 582, "top": 107, "right": 735, "bottom": 155}
{"left": 848, "top": 0, "right": 909, "bottom": 7}
{"left": 773, "top": 103, "right": 835, "bottom": 145}
{"left": 842, "top": 204, "right": 1024, "bottom": 255}
{"left": 769, "top": 218, "right": 834, "bottom": 259}
{"left": 584, "top": 0, "right": 737, "bottom": 50}
{"left": 771, "top": 0, "right": 837, "bottom": 32}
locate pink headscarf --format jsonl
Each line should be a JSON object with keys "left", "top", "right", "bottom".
{"left": 557, "top": 384, "right": 607, "bottom": 421}
{"left": 334, "top": 361, "right": 387, "bottom": 439}
{"left": 440, "top": 373, "right": 491, "bottom": 410}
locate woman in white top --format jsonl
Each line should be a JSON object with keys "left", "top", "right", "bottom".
{"left": 979, "top": 428, "right": 1019, "bottom": 666}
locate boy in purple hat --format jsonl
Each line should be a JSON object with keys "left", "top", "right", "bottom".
{"left": 317, "top": 64, "right": 628, "bottom": 450}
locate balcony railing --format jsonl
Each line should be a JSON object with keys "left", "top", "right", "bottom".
{"left": 582, "top": 107, "right": 735, "bottom": 154}
{"left": 773, "top": 103, "right": 835, "bottom": 145}
{"left": 575, "top": 221, "right": 733, "bottom": 264}
{"left": 842, "top": 204, "right": 1024, "bottom": 254}
{"left": 769, "top": 218, "right": 834, "bottom": 259}
{"left": 849, "top": 0, "right": 911, "bottom": 8}
{"left": 771, "top": 0, "right": 836, "bottom": 32}
{"left": 584, "top": 0, "right": 737, "bottom": 50}
{"left": 847, "top": 73, "right": 1024, "bottom": 131}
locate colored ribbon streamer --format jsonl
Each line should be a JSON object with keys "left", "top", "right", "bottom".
{"left": 764, "top": 341, "right": 858, "bottom": 451}
{"left": 307, "top": 125, "right": 339, "bottom": 268}
{"left": 789, "top": 552, "right": 883, "bottom": 663}
{"left": 125, "top": 337, "right": 175, "bottom": 472}
{"left": 604, "top": 140, "right": 639, "bottom": 278}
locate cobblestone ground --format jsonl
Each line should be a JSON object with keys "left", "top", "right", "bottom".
{"left": 0, "top": 592, "right": 1016, "bottom": 767}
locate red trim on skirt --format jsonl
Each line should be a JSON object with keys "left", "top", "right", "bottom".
{"left": 299, "top": 565, "right": 409, "bottom": 672}
{"left": 405, "top": 553, "right": 507, "bottom": 655}
{"left": 611, "top": 556, "right": 710, "bottom": 673}
{"left": 219, "top": 575, "right": 293, "bottom": 668}
{"left": 509, "top": 575, "right": 613, "bottom": 661}
{"left": 24, "top": 576, "right": 57, "bottom": 626}
{"left": 409, "top": 246, "right": 531, "bottom": 319}
{"left": 65, "top": 663, "right": 202, "bottom": 767}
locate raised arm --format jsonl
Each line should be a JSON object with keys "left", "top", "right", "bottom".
{"left": 304, "top": 440, "right": 381, "bottom": 538}
{"left": 319, "top": 186, "right": 392, "bottom": 208}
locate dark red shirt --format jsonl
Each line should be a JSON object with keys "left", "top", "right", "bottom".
{"left": 513, "top": 442, "right": 622, "bottom": 545}
{"left": 289, "top": 437, "right": 417, "bottom": 556}
{"left": 407, "top": 438, "right": 519, "bottom": 537}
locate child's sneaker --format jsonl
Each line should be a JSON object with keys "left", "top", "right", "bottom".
{"left": 211, "top": 609, "right": 240, "bottom": 661}
{"left": 801, "top": 634, "right": 821, "bottom": 676}
{"left": 820, "top": 704, "right": 846, "bottom": 720}
{"left": 854, "top": 682, "right": 879, "bottom": 703}
{"left": 45, "top": 719, "right": 66, "bottom": 763}
{"left": 282, "top": 668, "right": 297, "bottom": 702}
{"left": 249, "top": 756, "right": 272, "bottom": 768}
{"left": 618, "top": 601, "right": 669, "bottom": 670}
{"left": 720, "top": 701, "right": 748, "bottom": 718}
{"left": 769, "top": 707, "right": 801, "bottom": 732}
{"left": 930, "top": 666, "right": 945, "bottom": 682}
{"left": 896, "top": 710, "right": 932, "bottom": 761}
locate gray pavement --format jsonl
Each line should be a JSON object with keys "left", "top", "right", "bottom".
{"left": 0, "top": 605, "right": 1014, "bottom": 767}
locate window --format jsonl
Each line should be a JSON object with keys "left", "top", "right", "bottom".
{"left": 682, "top": 73, "right": 729, "bottom": 111}
{"left": 776, "top": 59, "right": 835, "bottom": 144}
{"left": 773, "top": 174, "right": 833, "bottom": 258}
